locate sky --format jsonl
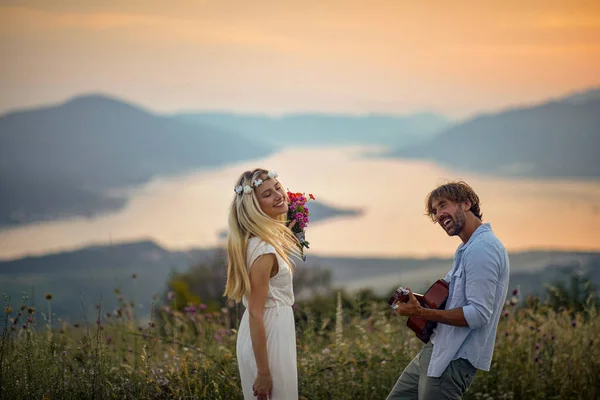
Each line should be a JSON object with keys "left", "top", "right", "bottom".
{"left": 1, "top": 0, "right": 599, "bottom": 118}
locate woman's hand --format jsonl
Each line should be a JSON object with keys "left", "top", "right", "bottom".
{"left": 253, "top": 373, "right": 273, "bottom": 400}
{"left": 287, "top": 219, "right": 297, "bottom": 230}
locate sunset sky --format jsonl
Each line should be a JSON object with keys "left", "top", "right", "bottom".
{"left": 1, "top": 0, "right": 599, "bottom": 118}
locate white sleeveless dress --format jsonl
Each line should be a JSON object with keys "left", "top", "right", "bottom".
{"left": 236, "top": 237, "right": 298, "bottom": 399}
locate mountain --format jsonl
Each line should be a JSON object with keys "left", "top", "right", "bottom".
{"left": 176, "top": 112, "right": 450, "bottom": 148}
{"left": 559, "top": 86, "right": 600, "bottom": 105}
{"left": 0, "top": 94, "right": 275, "bottom": 226}
{"left": 388, "top": 90, "right": 600, "bottom": 179}
{"left": 1, "top": 240, "right": 598, "bottom": 323}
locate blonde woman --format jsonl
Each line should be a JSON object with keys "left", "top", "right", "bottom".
{"left": 225, "top": 168, "right": 300, "bottom": 400}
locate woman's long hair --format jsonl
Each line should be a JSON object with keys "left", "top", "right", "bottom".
{"left": 224, "top": 168, "right": 299, "bottom": 303}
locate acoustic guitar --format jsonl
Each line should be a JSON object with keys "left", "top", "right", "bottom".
{"left": 387, "top": 279, "right": 449, "bottom": 343}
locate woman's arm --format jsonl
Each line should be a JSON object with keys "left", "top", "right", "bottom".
{"left": 248, "top": 253, "right": 277, "bottom": 378}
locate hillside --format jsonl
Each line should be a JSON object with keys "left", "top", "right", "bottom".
{"left": 1, "top": 240, "right": 597, "bottom": 323}
{"left": 0, "top": 94, "right": 274, "bottom": 226}
{"left": 389, "top": 91, "right": 600, "bottom": 179}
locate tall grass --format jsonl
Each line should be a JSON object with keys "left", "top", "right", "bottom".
{"left": 1, "top": 288, "right": 599, "bottom": 399}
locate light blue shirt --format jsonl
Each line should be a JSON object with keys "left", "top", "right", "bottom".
{"left": 427, "top": 223, "right": 510, "bottom": 378}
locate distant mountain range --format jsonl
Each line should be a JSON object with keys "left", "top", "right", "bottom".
{"left": 0, "top": 95, "right": 275, "bottom": 226}
{"left": 1, "top": 88, "right": 598, "bottom": 227}
{"left": 388, "top": 88, "right": 600, "bottom": 179}
{"left": 176, "top": 112, "right": 450, "bottom": 148}
{"left": 1, "top": 240, "right": 598, "bottom": 323}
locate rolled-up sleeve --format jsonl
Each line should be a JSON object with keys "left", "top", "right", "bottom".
{"left": 462, "top": 244, "right": 501, "bottom": 329}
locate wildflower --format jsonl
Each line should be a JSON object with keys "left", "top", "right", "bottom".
{"left": 4, "top": 306, "right": 12, "bottom": 314}
{"left": 512, "top": 288, "right": 519, "bottom": 296}
{"left": 45, "top": 293, "right": 53, "bottom": 300}
{"left": 167, "top": 291, "right": 175, "bottom": 301}
{"left": 27, "top": 307, "right": 35, "bottom": 314}
{"left": 503, "top": 309, "right": 509, "bottom": 317}
{"left": 199, "top": 304, "right": 207, "bottom": 310}
{"left": 22, "top": 324, "right": 27, "bottom": 330}
{"left": 571, "top": 320, "right": 577, "bottom": 328}
{"left": 535, "top": 343, "right": 540, "bottom": 350}
{"left": 184, "top": 305, "right": 196, "bottom": 314}
{"left": 504, "top": 331, "right": 509, "bottom": 337}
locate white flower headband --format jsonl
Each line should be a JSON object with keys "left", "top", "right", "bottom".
{"left": 234, "top": 170, "right": 278, "bottom": 196}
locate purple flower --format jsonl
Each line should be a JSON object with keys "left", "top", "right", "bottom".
{"left": 572, "top": 320, "right": 577, "bottom": 328}
{"left": 512, "top": 288, "right": 519, "bottom": 296}
{"left": 535, "top": 343, "right": 540, "bottom": 350}
{"left": 184, "top": 306, "right": 196, "bottom": 314}
{"left": 504, "top": 331, "right": 509, "bottom": 337}
{"left": 199, "top": 304, "right": 207, "bottom": 310}
{"left": 167, "top": 291, "right": 175, "bottom": 301}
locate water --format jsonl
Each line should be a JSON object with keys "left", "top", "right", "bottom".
{"left": 1, "top": 146, "right": 599, "bottom": 261}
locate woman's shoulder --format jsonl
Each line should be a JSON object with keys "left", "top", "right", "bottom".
{"left": 247, "top": 236, "right": 276, "bottom": 255}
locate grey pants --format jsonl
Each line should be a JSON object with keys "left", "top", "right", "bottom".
{"left": 385, "top": 342, "right": 477, "bottom": 400}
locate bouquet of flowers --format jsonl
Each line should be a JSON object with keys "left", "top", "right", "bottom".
{"left": 287, "top": 191, "right": 316, "bottom": 261}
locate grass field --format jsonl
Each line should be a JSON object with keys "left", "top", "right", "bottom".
{"left": 1, "top": 287, "right": 599, "bottom": 399}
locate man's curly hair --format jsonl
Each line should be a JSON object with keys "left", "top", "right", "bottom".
{"left": 425, "top": 181, "right": 483, "bottom": 222}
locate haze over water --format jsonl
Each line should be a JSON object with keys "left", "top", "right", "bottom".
{"left": 1, "top": 146, "right": 599, "bottom": 261}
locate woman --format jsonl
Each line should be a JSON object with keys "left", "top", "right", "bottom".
{"left": 224, "top": 168, "right": 300, "bottom": 400}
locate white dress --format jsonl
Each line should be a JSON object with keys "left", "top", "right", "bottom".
{"left": 236, "top": 237, "right": 298, "bottom": 399}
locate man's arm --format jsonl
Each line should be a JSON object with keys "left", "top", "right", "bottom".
{"left": 415, "top": 306, "right": 469, "bottom": 327}
{"left": 461, "top": 245, "right": 501, "bottom": 329}
{"left": 395, "top": 244, "right": 501, "bottom": 329}
{"left": 396, "top": 290, "right": 469, "bottom": 327}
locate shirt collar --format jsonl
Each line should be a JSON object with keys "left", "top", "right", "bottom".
{"left": 457, "top": 222, "right": 491, "bottom": 252}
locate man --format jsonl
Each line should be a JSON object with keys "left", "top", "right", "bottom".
{"left": 386, "top": 181, "right": 510, "bottom": 400}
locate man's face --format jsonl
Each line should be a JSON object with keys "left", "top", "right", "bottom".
{"left": 430, "top": 197, "right": 468, "bottom": 236}
{"left": 255, "top": 176, "right": 288, "bottom": 219}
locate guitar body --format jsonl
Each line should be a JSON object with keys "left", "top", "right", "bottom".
{"left": 388, "top": 279, "right": 449, "bottom": 343}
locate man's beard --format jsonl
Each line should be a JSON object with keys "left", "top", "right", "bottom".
{"left": 448, "top": 210, "right": 466, "bottom": 236}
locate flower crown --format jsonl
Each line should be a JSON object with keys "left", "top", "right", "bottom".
{"left": 234, "top": 170, "right": 278, "bottom": 195}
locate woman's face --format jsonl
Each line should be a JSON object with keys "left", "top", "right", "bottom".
{"left": 255, "top": 176, "right": 288, "bottom": 219}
